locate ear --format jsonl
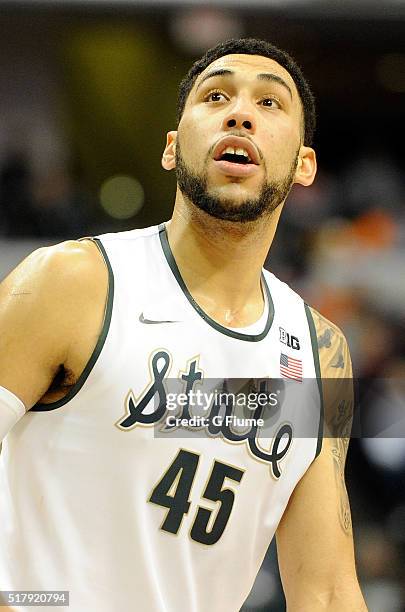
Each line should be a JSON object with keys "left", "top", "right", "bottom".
{"left": 161, "top": 131, "right": 177, "bottom": 171}
{"left": 294, "top": 146, "right": 317, "bottom": 187}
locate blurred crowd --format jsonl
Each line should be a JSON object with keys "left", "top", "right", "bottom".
{"left": 1, "top": 143, "right": 404, "bottom": 611}
{"left": 0, "top": 152, "right": 91, "bottom": 239}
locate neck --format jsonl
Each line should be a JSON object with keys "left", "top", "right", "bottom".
{"left": 165, "top": 189, "right": 284, "bottom": 327}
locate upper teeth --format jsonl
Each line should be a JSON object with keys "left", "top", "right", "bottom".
{"left": 223, "top": 146, "right": 251, "bottom": 161}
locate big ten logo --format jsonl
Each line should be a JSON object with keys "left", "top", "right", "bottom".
{"left": 279, "top": 327, "right": 300, "bottom": 351}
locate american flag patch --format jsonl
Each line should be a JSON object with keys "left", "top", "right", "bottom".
{"left": 280, "top": 353, "right": 303, "bottom": 382}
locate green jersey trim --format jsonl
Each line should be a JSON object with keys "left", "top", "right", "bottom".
{"left": 158, "top": 224, "right": 274, "bottom": 343}
{"left": 304, "top": 303, "right": 324, "bottom": 458}
{"left": 31, "top": 238, "right": 114, "bottom": 412}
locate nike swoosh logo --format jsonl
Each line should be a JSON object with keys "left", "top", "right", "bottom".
{"left": 139, "top": 313, "right": 179, "bottom": 325}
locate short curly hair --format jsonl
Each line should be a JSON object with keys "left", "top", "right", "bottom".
{"left": 177, "top": 38, "right": 316, "bottom": 146}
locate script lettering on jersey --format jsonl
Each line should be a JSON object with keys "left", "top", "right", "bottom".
{"left": 161, "top": 359, "right": 203, "bottom": 430}
{"left": 116, "top": 350, "right": 292, "bottom": 479}
{"left": 206, "top": 378, "right": 292, "bottom": 478}
{"left": 117, "top": 351, "right": 171, "bottom": 428}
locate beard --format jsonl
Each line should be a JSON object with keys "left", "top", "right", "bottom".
{"left": 175, "top": 141, "right": 299, "bottom": 223}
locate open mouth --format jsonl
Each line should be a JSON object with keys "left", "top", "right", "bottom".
{"left": 219, "top": 147, "right": 252, "bottom": 165}
{"left": 212, "top": 138, "right": 260, "bottom": 176}
{"left": 213, "top": 138, "right": 259, "bottom": 166}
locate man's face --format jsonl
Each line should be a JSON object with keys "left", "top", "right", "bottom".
{"left": 163, "top": 53, "right": 315, "bottom": 222}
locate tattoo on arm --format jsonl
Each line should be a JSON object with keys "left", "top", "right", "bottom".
{"left": 317, "top": 326, "right": 334, "bottom": 350}
{"left": 331, "top": 399, "right": 353, "bottom": 535}
{"left": 331, "top": 337, "right": 345, "bottom": 369}
{"left": 311, "top": 307, "right": 354, "bottom": 535}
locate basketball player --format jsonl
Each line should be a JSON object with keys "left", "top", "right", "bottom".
{"left": 0, "top": 39, "right": 367, "bottom": 611}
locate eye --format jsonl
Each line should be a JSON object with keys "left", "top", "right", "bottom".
{"left": 260, "top": 97, "right": 281, "bottom": 109}
{"left": 204, "top": 90, "right": 228, "bottom": 103}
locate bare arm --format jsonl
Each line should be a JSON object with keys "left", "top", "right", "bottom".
{"left": 0, "top": 240, "right": 107, "bottom": 410}
{"left": 276, "top": 308, "right": 367, "bottom": 611}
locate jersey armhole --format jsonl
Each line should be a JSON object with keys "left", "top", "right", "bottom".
{"left": 304, "top": 303, "right": 324, "bottom": 459}
{"left": 31, "top": 238, "right": 114, "bottom": 412}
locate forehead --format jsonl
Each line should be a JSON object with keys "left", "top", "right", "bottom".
{"left": 194, "top": 53, "right": 298, "bottom": 97}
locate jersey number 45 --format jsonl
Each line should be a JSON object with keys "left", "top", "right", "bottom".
{"left": 149, "top": 449, "right": 244, "bottom": 546}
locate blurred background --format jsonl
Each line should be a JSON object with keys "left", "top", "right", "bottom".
{"left": 0, "top": 0, "right": 404, "bottom": 609}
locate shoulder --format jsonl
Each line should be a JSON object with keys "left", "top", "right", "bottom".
{"left": 6, "top": 239, "right": 107, "bottom": 301}
{"left": 27, "top": 238, "right": 106, "bottom": 282}
{"left": 308, "top": 306, "right": 353, "bottom": 444}
{"left": 307, "top": 305, "right": 352, "bottom": 380}
{"left": 0, "top": 239, "right": 108, "bottom": 342}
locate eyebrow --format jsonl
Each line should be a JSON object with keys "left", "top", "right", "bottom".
{"left": 257, "top": 72, "right": 293, "bottom": 99}
{"left": 195, "top": 68, "right": 293, "bottom": 100}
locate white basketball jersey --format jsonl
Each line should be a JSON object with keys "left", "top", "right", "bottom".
{"left": 0, "top": 224, "right": 323, "bottom": 612}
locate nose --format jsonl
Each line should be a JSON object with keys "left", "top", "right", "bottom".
{"left": 221, "top": 100, "right": 256, "bottom": 133}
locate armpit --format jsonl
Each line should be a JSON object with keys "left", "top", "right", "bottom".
{"left": 39, "top": 364, "right": 77, "bottom": 404}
